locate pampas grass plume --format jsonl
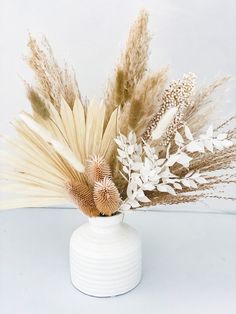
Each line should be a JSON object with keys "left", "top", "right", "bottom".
{"left": 27, "top": 86, "right": 50, "bottom": 119}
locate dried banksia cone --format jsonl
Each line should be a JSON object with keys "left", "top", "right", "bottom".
{"left": 66, "top": 181, "right": 100, "bottom": 217}
{"left": 93, "top": 177, "right": 120, "bottom": 216}
{"left": 86, "top": 155, "right": 111, "bottom": 185}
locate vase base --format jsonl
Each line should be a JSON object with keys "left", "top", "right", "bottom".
{"left": 70, "top": 276, "right": 142, "bottom": 298}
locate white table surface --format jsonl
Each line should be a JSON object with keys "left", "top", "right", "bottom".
{"left": 0, "top": 208, "right": 236, "bottom": 314}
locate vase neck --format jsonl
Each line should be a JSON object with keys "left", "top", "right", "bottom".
{"left": 88, "top": 213, "right": 124, "bottom": 230}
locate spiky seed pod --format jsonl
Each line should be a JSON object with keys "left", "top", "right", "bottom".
{"left": 93, "top": 177, "right": 120, "bottom": 216}
{"left": 86, "top": 155, "right": 111, "bottom": 185}
{"left": 66, "top": 181, "right": 100, "bottom": 217}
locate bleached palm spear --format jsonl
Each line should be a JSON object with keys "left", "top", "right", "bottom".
{"left": 0, "top": 97, "right": 119, "bottom": 212}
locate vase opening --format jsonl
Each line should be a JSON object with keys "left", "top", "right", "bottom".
{"left": 88, "top": 212, "right": 124, "bottom": 229}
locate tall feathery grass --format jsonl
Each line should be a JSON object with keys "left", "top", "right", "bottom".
{"left": 0, "top": 10, "right": 235, "bottom": 216}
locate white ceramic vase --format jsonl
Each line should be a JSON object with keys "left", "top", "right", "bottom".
{"left": 70, "top": 213, "right": 142, "bottom": 297}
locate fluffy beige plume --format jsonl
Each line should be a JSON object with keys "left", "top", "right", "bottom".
{"left": 120, "top": 9, "right": 150, "bottom": 99}
{"left": 104, "top": 9, "right": 150, "bottom": 126}
{"left": 26, "top": 85, "right": 50, "bottom": 119}
{"left": 151, "top": 107, "right": 178, "bottom": 140}
{"left": 184, "top": 77, "right": 231, "bottom": 135}
{"left": 66, "top": 181, "right": 100, "bottom": 217}
{"left": 26, "top": 35, "right": 82, "bottom": 110}
{"left": 129, "top": 68, "right": 168, "bottom": 134}
{"left": 93, "top": 177, "right": 120, "bottom": 216}
{"left": 86, "top": 155, "right": 111, "bottom": 185}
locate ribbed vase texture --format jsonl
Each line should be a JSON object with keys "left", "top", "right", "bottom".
{"left": 70, "top": 213, "right": 142, "bottom": 297}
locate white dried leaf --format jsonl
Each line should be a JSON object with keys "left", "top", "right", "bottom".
{"left": 119, "top": 134, "right": 126, "bottom": 142}
{"left": 144, "top": 145, "right": 155, "bottom": 156}
{"left": 127, "top": 145, "right": 134, "bottom": 155}
{"left": 175, "top": 131, "right": 184, "bottom": 146}
{"left": 217, "top": 133, "right": 227, "bottom": 140}
{"left": 156, "top": 158, "right": 166, "bottom": 166}
{"left": 184, "top": 125, "right": 193, "bottom": 141}
{"left": 166, "top": 154, "right": 179, "bottom": 167}
{"left": 181, "top": 179, "right": 191, "bottom": 187}
{"left": 123, "top": 166, "right": 129, "bottom": 174}
{"left": 117, "top": 148, "right": 127, "bottom": 158}
{"left": 193, "top": 176, "right": 207, "bottom": 184}
{"left": 204, "top": 140, "right": 214, "bottom": 153}
{"left": 173, "top": 183, "right": 182, "bottom": 190}
{"left": 144, "top": 157, "right": 153, "bottom": 169}
{"left": 156, "top": 184, "right": 176, "bottom": 195}
{"left": 128, "top": 131, "right": 135, "bottom": 144}
{"left": 159, "top": 168, "right": 171, "bottom": 178}
{"left": 136, "top": 177, "right": 143, "bottom": 187}
{"left": 120, "top": 203, "right": 131, "bottom": 211}
{"left": 130, "top": 200, "right": 141, "bottom": 208}
{"left": 221, "top": 139, "right": 233, "bottom": 148}
{"left": 127, "top": 183, "right": 135, "bottom": 200}
{"left": 185, "top": 171, "right": 194, "bottom": 178}
{"left": 189, "top": 180, "right": 198, "bottom": 189}
{"left": 166, "top": 185, "right": 176, "bottom": 195}
{"left": 131, "top": 162, "right": 143, "bottom": 171}
{"left": 136, "top": 190, "right": 151, "bottom": 203}
{"left": 212, "top": 140, "right": 224, "bottom": 150}
{"left": 186, "top": 141, "right": 204, "bottom": 153}
{"left": 121, "top": 159, "right": 129, "bottom": 166}
{"left": 156, "top": 185, "right": 168, "bottom": 192}
{"left": 114, "top": 138, "right": 123, "bottom": 147}
{"left": 177, "top": 152, "right": 192, "bottom": 168}
{"left": 206, "top": 125, "right": 213, "bottom": 138}
{"left": 142, "top": 183, "right": 155, "bottom": 190}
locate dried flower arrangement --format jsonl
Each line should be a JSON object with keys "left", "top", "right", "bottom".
{"left": 0, "top": 10, "right": 235, "bottom": 216}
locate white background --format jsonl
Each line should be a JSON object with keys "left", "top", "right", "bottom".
{"left": 0, "top": 0, "right": 236, "bottom": 313}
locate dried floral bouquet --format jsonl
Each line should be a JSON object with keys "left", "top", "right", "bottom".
{"left": 0, "top": 10, "right": 235, "bottom": 216}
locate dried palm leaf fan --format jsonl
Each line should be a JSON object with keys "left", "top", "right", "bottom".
{"left": 0, "top": 10, "right": 235, "bottom": 216}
